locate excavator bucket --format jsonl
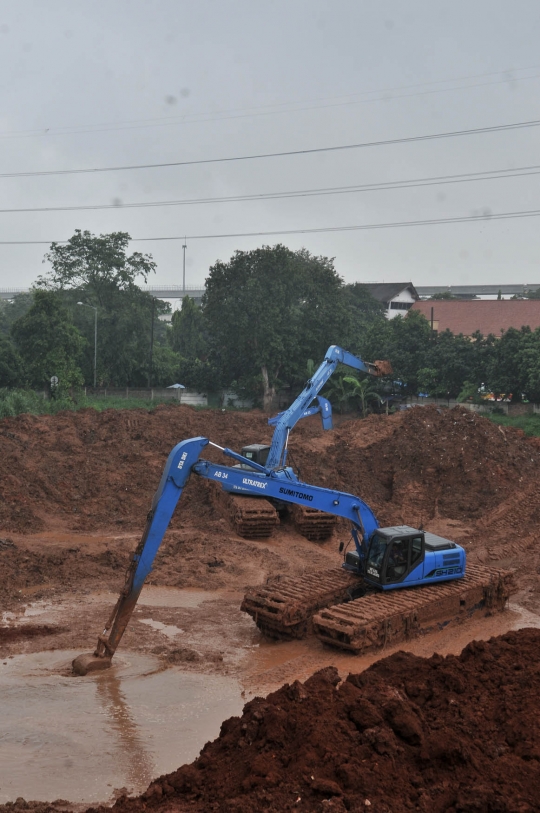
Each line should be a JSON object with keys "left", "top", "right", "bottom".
{"left": 72, "top": 652, "right": 112, "bottom": 676}
{"left": 372, "top": 360, "right": 393, "bottom": 377}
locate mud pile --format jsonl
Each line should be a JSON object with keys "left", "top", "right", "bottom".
{"left": 1, "top": 404, "right": 537, "bottom": 535}
{"left": 75, "top": 627, "right": 537, "bottom": 812}
{"left": 0, "top": 405, "right": 274, "bottom": 533}
{"left": 290, "top": 405, "right": 540, "bottom": 527}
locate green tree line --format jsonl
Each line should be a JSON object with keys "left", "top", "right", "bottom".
{"left": 1, "top": 231, "right": 540, "bottom": 408}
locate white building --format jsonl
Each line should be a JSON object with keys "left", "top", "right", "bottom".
{"left": 362, "top": 282, "right": 419, "bottom": 319}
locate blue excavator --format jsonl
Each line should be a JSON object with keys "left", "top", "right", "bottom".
{"left": 72, "top": 348, "right": 513, "bottom": 675}
{"left": 214, "top": 346, "right": 391, "bottom": 540}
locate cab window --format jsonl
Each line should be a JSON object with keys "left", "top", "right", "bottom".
{"left": 367, "top": 534, "right": 387, "bottom": 571}
{"left": 385, "top": 539, "right": 410, "bottom": 583}
{"left": 411, "top": 536, "right": 423, "bottom": 566}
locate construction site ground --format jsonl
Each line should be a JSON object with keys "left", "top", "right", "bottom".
{"left": 1, "top": 404, "right": 540, "bottom": 811}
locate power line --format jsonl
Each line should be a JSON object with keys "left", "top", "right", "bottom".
{"left": 0, "top": 208, "right": 539, "bottom": 245}
{"left": 1, "top": 66, "right": 539, "bottom": 139}
{"left": 0, "top": 163, "right": 539, "bottom": 213}
{"left": 1, "top": 118, "right": 540, "bottom": 179}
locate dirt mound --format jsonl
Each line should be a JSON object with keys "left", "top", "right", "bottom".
{"left": 289, "top": 405, "right": 540, "bottom": 528}
{"left": 1, "top": 404, "right": 539, "bottom": 604}
{"left": 1, "top": 403, "right": 537, "bottom": 536}
{"left": 0, "top": 405, "right": 274, "bottom": 533}
{"left": 60, "top": 627, "right": 535, "bottom": 813}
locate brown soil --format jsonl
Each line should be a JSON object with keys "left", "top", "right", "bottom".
{"left": 109, "top": 627, "right": 540, "bottom": 813}
{"left": 0, "top": 624, "right": 62, "bottom": 643}
{"left": 4, "top": 628, "right": 540, "bottom": 813}
{"left": 2, "top": 403, "right": 540, "bottom": 810}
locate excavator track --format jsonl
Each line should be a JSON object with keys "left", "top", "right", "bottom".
{"left": 312, "top": 564, "right": 516, "bottom": 654}
{"left": 211, "top": 485, "right": 279, "bottom": 539}
{"left": 242, "top": 563, "right": 515, "bottom": 650}
{"left": 241, "top": 567, "right": 362, "bottom": 639}
{"left": 290, "top": 505, "right": 337, "bottom": 542}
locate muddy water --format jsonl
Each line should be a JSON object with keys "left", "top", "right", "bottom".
{"left": 242, "top": 602, "right": 540, "bottom": 696}
{"left": 4, "top": 583, "right": 540, "bottom": 806}
{"left": 0, "top": 650, "right": 243, "bottom": 804}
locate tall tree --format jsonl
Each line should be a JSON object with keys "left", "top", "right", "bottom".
{"left": 361, "top": 310, "right": 431, "bottom": 395}
{"left": 169, "top": 296, "right": 208, "bottom": 358}
{"left": 11, "top": 289, "right": 85, "bottom": 391}
{"left": 0, "top": 335, "right": 25, "bottom": 387}
{"left": 39, "top": 230, "right": 168, "bottom": 386}
{"left": 342, "top": 283, "right": 386, "bottom": 349}
{"left": 0, "top": 292, "right": 34, "bottom": 336}
{"left": 41, "top": 230, "right": 156, "bottom": 299}
{"left": 422, "top": 330, "right": 476, "bottom": 398}
{"left": 203, "top": 244, "right": 349, "bottom": 409}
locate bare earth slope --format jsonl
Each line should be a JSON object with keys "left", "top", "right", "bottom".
{"left": 2, "top": 403, "right": 540, "bottom": 610}
{"left": 110, "top": 627, "right": 540, "bottom": 813}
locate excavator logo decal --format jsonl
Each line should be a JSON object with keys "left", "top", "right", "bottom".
{"left": 279, "top": 486, "right": 314, "bottom": 502}
{"left": 242, "top": 478, "right": 267, "bottom": 490}
{"left": 177, "top": 452, "right": 188, "bottom": 470}
{"left": 425, "top": 566, "right": 463, "bottom": 578}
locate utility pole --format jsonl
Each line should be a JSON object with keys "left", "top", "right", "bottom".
{"left": 182, "top": 239, "right": 187, "bottom": 292}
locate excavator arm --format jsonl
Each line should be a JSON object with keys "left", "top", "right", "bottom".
{"left": 73, "top": 435, "right": 378, "bottom": 675}
{"left": 266, "top": 345, "right": 391, "bottom": 469}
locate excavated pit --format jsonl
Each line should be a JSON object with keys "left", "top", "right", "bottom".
{"left": 1, "top": 404, "right": 540, "bottom": 808}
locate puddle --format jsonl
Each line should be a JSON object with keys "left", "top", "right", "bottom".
{"left": 86, "top": 586, "right": 229, "bottom": 609}
{"left": 242, "top": 603, "right": 540, "bottom": 696}
{"left": 23, "top": 601, "right": 54, "bottom": 619}
{"left": 0, "top": 650, "right": 243, "bottom": 804}
{"left": 137, "top": 586, "right": 215, "bottom": 609}
{"left": 138, "top": 618, "right": 184, "bottom": 638}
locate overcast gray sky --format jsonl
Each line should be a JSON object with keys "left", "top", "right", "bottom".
{"left": 0, "top": 0, "right": 539, "bottom": 290}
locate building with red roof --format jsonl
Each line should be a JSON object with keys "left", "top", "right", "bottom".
{"left": 410, "top": 299, "right": 540, "bottom": 337}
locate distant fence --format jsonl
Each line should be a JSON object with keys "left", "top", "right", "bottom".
{"left": 406, "top": 396, "right": 537, "bottom": 416}
{"left": 84, "top": 387, "right": 208, "bottom": 406}
{"left": 82, "top": 387, "right": 257, "bottom": 409}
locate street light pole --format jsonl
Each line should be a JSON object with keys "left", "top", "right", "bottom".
{"left": 182, "top": 239, "right": 187, "bottom": 292}
{"left": 77, "top": 302, "right": 97, "bottom": 388}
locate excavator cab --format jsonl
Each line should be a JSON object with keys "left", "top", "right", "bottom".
{"left": 364, "top": 528, "right": 424, "bottom": 586}
{"left": 240, "top": 444, "right": 271, "bottom": 469}
{"left": 344, "top": 525, "right": 466, "bottom": 590}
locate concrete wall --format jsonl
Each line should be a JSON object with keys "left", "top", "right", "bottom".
{"left": 85, "top": 387, "right": 208, "bottom": 406}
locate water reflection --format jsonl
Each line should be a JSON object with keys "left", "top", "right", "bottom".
{"left": 95, "top": 666, "right": 155, "bottom": 791}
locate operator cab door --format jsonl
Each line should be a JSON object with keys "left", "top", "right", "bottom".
{"left": 383, "top": 535, "right": 424, "bottom": 586}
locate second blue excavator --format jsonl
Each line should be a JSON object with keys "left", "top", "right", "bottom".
{"left": 213, "top": 345, "right": 392, "bottom": 540}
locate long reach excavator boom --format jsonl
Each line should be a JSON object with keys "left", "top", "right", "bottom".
{"left": 217, "top": 346, "right": 392, "bottom": 540}
{"left": 73, "top": 432, "right": 514, "bottom": 676}
{"left": 264, "top": 345, "right": 391, "bottom": 469}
